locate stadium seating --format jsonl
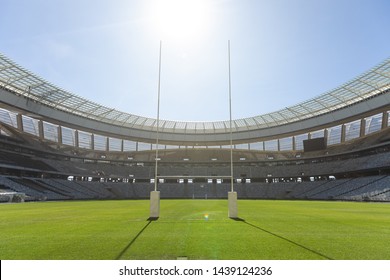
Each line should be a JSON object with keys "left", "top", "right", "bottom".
{"left": 2, "top": 173, "right": 390, "bottom": 202}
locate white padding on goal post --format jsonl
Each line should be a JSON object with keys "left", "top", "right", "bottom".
{"left": 228, "top": 191, "right": 238, "bottom": 218}
{"left": 150, "top": 191, "right": 160, "bottom": 218}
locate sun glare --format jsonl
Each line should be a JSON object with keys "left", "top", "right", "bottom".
{"left": 150, "top": 0, "right": 211, "bottom": 41}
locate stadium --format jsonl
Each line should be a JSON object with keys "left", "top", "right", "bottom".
{"left": 1, "top": 52, "right": 390, "bottom": 260}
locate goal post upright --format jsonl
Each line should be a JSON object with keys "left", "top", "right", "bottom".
{"left": 228, "top": 40, "right": 238, "bottom": 218}
{"left": 150, "top": 40, "right": 162, "bottom": 219}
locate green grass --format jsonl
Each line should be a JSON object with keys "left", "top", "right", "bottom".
{"left": 0, "top": 199, "right": 389, "bottom": 260}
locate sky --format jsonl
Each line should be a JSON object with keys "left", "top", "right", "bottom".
{"left": 1, "top": 0, "right": 389, "bottom": 122}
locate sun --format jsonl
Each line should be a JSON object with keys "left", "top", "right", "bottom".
{"left": 149, "top": 0, "right": 211, "bottom": 42}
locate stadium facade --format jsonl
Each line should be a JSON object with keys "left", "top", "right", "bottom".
{"left": 1, "top": 53, "right": 390, "bottom": 202}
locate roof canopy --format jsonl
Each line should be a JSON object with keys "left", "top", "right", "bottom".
{"left": 1, "top": 53, "right": 390, "bottom": 134}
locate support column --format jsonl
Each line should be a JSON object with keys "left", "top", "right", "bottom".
{"left": 360, "top": 118, "right": 366, "bottom": 137}
{"left": 38, "top": 120, "right": 44, "bottom": 140}
{"left": 16, "top": 113, "right": 23, "bottom": 131}
{"left": 292, "top": 136, "right": 296, "bottom": 151}
{"left": 75, "top": 130, "right": 79, "bottom": 148}
{"left": 341, "top": 124, "right": 346, "bottom": 143}
{"left": 57, "top": 125, "right": 63, "bottom": 145}
{"left": 324, "top": 128, "right": 329, "bottom": 147}
{"left": 382, "top": 111, "right": 389, "bottom": 129}
{"left": 91, "top": 134, "right": 95, "bottom": 150}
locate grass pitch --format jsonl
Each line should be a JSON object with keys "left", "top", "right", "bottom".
{"left": 0, "top": 199, "right": 389, "bottom": 260}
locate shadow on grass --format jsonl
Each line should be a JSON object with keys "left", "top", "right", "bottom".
{"left": 231, "top": 217, "right": 333, "bottom": 260}
{"left": 116, "top": 217, "right": 159, "bottom": 260}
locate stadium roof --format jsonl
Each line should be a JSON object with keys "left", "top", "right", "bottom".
{"left": 1, "top": 53, "right": 390, "bottom": 134}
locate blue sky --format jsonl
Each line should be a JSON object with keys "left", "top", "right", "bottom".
{"left": 1, "top": 0, "right": 389, "bottom": 121}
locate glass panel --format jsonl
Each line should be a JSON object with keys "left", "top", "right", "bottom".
{"left": 365, "top": 113, "right": 382, "bottom": 135}
{"left": 279, "top": 137, "right": 293, "bottom": 151}
{"left": 264, "top": 139, "right": 278, "bottom": 151}
{"left": 22, "top": 115, "right": 39, "bottom": 136}
{"left": 207, "top": 145, "right": 220, "bottom": 149}
{"left": 235, "top": 143, "right": 249, "bottom": 150}
{"left": 250, "top": 142, "right": 263, "bottom": 151}
{"left": 78, "top": 131, "right": 92, "bottom": 149}
{"left": 327, "top": 125, "right": 342, "bottom": 145}
{"left": 151, "top": 144, "right": 165, "bottom": 150}
{"left": 345, "top": 120, "right": 361, "bottom": 141}
{"left": 138, "top": 142, "right": 151, "bottom": 151}
{"left": 166, "top": 145, "right": 180, "bottom": 149}
{"left": 43, "top": 121, "right": 58, "bottom": 142}
{"left": 0, "top": 108, "right": 18, "bottom": 127}
{"left": 388, "top": 111, "right": 390, "bottom": 127}
{"left": 109, "top": 137, "right": 122, "bottom": 152}
{"left": 93, "top": 134, "right": 106, "bottom": 151}
{"left": 61, "top": 127, "right": 75, "bottom": 146}
{"left": 310, "top": 129, "right": 325, "bottom": 139}
{"left": 123, "top": 140, "right": 137, "bottom": 151}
